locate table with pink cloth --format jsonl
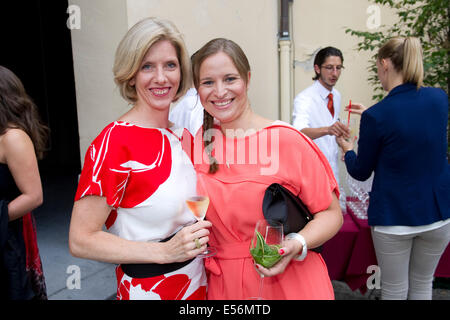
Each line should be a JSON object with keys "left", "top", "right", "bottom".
{"left": 321, "top": 200, "right": 450, "bottom": 294}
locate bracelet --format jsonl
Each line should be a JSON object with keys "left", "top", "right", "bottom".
{"left": 285, "top": 233, "right": 307, "bottom": 261}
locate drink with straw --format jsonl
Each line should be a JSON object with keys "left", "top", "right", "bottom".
{"left": 346, "top": 99, "right": 357, "bottom": 141}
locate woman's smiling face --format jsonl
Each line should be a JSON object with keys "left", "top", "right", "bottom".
{"left": 131, "top": 39, "right": 181, "bottom": 111}
{"left": 197, "top": 51, "right": 250, "bottom": 125}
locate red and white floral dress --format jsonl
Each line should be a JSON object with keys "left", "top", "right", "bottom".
{"left": 75, "top": 121, "right": 207, "bottom": 300}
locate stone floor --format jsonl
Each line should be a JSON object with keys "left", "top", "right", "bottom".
{"left": 332, "top": 279, "right": 450, "bottom": 300}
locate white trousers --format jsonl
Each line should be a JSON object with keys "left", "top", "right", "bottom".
{"left": 371, "top": 222, "right": 450, "bottom": 300}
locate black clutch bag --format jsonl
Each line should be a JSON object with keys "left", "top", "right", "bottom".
{"left": 262, "top": 183, "right": 322, "bottom": 253}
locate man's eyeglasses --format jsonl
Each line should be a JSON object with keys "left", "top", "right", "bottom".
{"left": 321, "top": 65, "right": 344, "bottom": 71}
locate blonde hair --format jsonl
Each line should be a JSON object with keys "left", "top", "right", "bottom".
{"left": 113, "top": 17, "right": 191, "bottom": 104}
{"left": 191, "top": 38, "right": 251, "bottom": 174}
{"left": 377, "top": 37, "right": 424, "bottom": 88}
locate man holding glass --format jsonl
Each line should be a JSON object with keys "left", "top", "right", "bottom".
{"left": 292, "top": 46, "right": 349, "bottom": 189}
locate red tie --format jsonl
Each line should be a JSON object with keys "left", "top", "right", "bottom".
{"left": 327, "top": 93, "right": 334, "bottom": 117}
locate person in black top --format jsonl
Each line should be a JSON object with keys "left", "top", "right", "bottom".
{"left": 0, "top": 65, "right": 49, "bottom": 299}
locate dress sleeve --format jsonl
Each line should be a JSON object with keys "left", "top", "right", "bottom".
{"left": 74, "top": 126, "right": 130, "bottom": 208}
{"left": 282, "top": 128, "right": 339, "bottom": 214}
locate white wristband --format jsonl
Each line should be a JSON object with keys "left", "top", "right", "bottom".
{"left": 285, "top": 233, "right": 307, "bottom": 261}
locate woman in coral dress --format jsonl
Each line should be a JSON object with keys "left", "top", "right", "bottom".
{"left": 191, "top": 38, "right": 343, "bottom": 299}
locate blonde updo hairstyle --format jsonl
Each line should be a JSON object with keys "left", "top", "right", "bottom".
{"left": 377, "top": 36, "right": 424, "bottom": 89}
{"left": 113, "top": 17, "right": 192, "bottom": 104}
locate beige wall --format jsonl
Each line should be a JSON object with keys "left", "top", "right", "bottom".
{"left": 292, "top": 0, "right": 397, "bottom": 112}
{"left": 69, "top": 0, "right": 130, "bottom": 160}
{"left": 125, "top": 0, "right": 280, "bottom": 119}
{"left": 70, "top": 0, "right": 398, "bottom": 176}
{"left": 70, "top": 0, "right": 279, "bottom": 163}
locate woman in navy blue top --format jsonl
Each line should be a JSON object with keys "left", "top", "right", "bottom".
{"left": 337, "top": 37, "right": 449, "bottom": 300}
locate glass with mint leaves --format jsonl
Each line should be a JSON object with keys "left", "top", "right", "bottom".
{"left": 248, "top": 219, "right": 283, "bottom": 300}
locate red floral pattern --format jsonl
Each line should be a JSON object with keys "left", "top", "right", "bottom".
{"left": 76, "top": 122, "right": 172, "bottom": 208}
{"left": 75, "top": 122, "right": 206, "bottom": 300}
{"left": 116, "top": 265, "right": 207, "bottom": 300}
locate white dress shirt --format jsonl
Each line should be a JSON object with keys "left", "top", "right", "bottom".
{"left": 292, "top": 80, "right": 341, "bottom": 183}
{"left": 169, "top": 88, "right": 204, "bottom": 136}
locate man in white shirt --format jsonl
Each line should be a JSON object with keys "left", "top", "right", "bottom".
{"left": 169, "top": 87, "right": 204, "bottom": 136}
{"left": 292, "top": 47, "right": 349, "bottom": 186}
{"left": 170, "top": 50, "right": 205, "bottom": 137}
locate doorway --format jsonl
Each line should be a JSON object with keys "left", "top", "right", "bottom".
{"left": 0, "top": 0, "right": 81, "bottom": 175}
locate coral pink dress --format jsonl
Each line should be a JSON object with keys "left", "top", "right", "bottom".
{"left": 193, "top": 121, "right": 339, "bottom": 300}
{"left": 75, "top": 121, "right": 207, "bottom": 300}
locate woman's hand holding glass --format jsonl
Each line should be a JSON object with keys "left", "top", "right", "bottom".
{"left": 163, "top": 220, "right": 212, "bottom": 263}
{"left": 336, "top": 135, "right": 355, "bottom": 155}
{"left": 249, "top": 220, "right": 283, "bottom": 300}
{"left": 186, "top": 195, "right": 217, "bottom": 257}
{"left": 254, "top": 234, "right": 304, "bottom": 277}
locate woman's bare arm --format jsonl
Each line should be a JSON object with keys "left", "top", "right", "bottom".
{"left": 1, "top": 129, "right": 43, "bottom": 221}
{"left": 69, "top": 195, "right": 212, "bottom": 264}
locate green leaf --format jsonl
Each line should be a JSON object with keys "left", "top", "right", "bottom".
{"left": 250, "top": 231, "right": 282, "bottom": 268}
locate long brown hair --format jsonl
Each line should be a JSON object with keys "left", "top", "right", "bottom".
{"left": 192, "top": 38, "right": 251, "bottom": 174}
{"left": 0, "top": 66, "right": 49, "bottom": 159}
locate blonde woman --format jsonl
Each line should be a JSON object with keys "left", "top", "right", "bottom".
{"left": 69, "top": 17, "right": 211, "bottom": 300}
{"left": 337, "top": 37, "right": 450, "bottom": 300}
